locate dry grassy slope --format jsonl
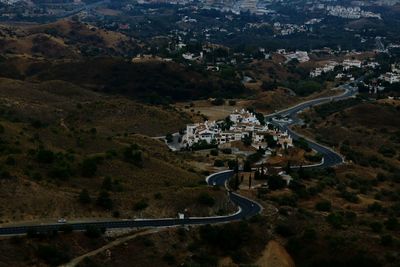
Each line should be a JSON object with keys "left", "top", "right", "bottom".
{"left": 0, "top": 78, "right": 189, "bottom": 136}
{"left": 299, "top": 102, "right": 400, "bottom": 151}
{"left": 0, "top": 19, "right": 133, "bottom": 58}
{"left": 0, "top": 78, "right": 228, "bottom": 223}
{"left": 0, "top": 33, "right": 78, "bottom": 58}
{"left": 26, "top": 19, "right": 130, "bottom": 48}
{"left": 295, "top": 100, "right": 400, "bottom": 208}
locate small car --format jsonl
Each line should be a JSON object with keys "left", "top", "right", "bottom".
{"left": 57, "top": 218, "right": 67, "bottom": 223}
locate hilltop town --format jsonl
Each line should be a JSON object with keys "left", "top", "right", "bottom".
{"left": 182, "top": 109, "right": 292, "bottom": 151}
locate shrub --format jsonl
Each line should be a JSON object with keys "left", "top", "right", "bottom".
{"left": 381, "top": 234, "right": 393, "bottom": 246}
{"left": 5, "top": 156, "right": 16, "bottom": 166}
{"left": 133, "top": 199, "right": 148, "bottom": 211}
{"left": 370, "top": 222, "right": 383, "bottom": 233}
{"left": 305, "top": 153, "right": 323, "bottom": 163}
{"left": 163, "top": 253, "right": 176, "bottom": 265}
{"left": 275, "top": 224, "right": 295, "bottom": 237}
{"left": 78, "top": 189, "right": 91, "bottom": 204}
{"left": 340, "top": 190, "right": 360, "bottom": 203}
{"left": 213, "top": 159, "right": 224, "bottom": 167}
{"left": 59, "top": 224, "right": 73, "bottom": 234}
{"left": 367, "top": 202, "right": 383, "bottom": 213}
{"left": 31, "top": 119, "right": 44, "bottom": 129}
{"left": 85, "top": 225, "right": 102, "bottom": 238}
{"left": 210, "top": 149, "right": 219, "bottom": 156}
{"left": 294, "top": 138, "right": 311, "bottom": 152}
{"left": 315, "top": 200, "right": 332, "bottom": 212}
{"left": 81, "top": 158, "right": 97, "bottom": 177}
{"left": 227, "top": 159, "right": 237, "bottom": 170}
{"left": 302, "top": 228, "right": 317, "bottom": 241}
{"left": 101, "top": 176, "right": 113, "bottom": 191}
{"left": 384, "top": 217, "right": 399, "bottom": 231}
{"left": 165, "top": 133, "right": 173, "bottom": 143}
{"left": 221, "top": 148, "right": 232, "bottom": 154}
{"left": 96, "top": 191, "right": 113, "bottom": 210}
{"left": 268, "top": 175, "right": 286, "bottom": 190}
{"left": 197, "top": 193, "right": 215, "bottom": 207}
{"left": 211, "top": 98, "right": 224, "bottom": 105}
{"left": 243, "top": 160, "right": 252, "bottom": 172}
{"left": 326, "top": 212, "right": 344, "bottom": 229}
{"left": 123, "top": 145, "right": 143, "bottom": 166}
{"left": 154, "top": 192, "right": 163, "bottom": 200}
{"left": 112, "top": 210, "right": 120, "bottom": 218}
{"left": 48, "top": 161, "right": 72, "bottom": 180}
{"left": 36, "top": 244, "right": 70, "bottom": 266}
{"left": 378, "top": 146, "right": 396, "bottom": 157}
{"left": 36, "top": 149, "right": 55, "bottom": 164}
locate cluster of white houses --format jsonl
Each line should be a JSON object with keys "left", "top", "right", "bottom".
{"left": 182, "top": 109, "right": 293, "bottom": 150}
{"left": 379, "top": 64, "right": 400, "bottom": 84}
{"left": 310, "top": 59, "right": 379, "bottom": 78}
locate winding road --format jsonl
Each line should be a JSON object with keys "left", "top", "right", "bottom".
{"left": 267, "top": 84, "right": 358, "bottom": 168}
{"left": 0, "top": 85, "right": 357, "bottom": 236}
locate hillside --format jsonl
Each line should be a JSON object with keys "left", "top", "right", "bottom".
{"left": 0, "top": 20, "right": 136, "bottom": 58}
{"left": 0, "top": 77, "right": 231, "bottom": 223}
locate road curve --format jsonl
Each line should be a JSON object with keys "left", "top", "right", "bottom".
{"left": 0, "top": 171, "right": 262, "bottom": 236}
{"left": 267, "top": 84, "right": 358, "bottom": 168}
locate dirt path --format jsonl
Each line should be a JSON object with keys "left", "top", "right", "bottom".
{"left": 256, "top": 240, "right": 295, "bottom": 267}
{"left": 60, "top": 228, "right": 167, "bottom": 267}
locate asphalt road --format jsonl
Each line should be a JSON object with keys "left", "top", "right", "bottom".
{"left": 267, "top": 84, "right": 358, "bottom": 168}
{"left": 0, "top": 170, "right": 262, "bottom": 236}
{"left": 0, "top": 85, "right": 357, "bottom": 236}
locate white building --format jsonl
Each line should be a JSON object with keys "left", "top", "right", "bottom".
{"left": 310, "top": 61, "right": 339, "bottom": 77}
{"left": 380, "top": 72, "right": 400, "bottom": 84}
{"left": 230, "top": 109, "right": 260, "bottom": 124}
{"left": 343, "top": 59, "right": 362, "bottom": 70}
{"left": 182, "top": 109, "right": 293, "bottom": 149}
{"left": 284, "top": 51, "right": 310, "bottom": 63}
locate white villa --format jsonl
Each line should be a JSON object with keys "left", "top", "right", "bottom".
{"left": 182, "top": 109, "right": 293, "bottom": 150}
{"left": 310, "top": 61, "right": 339, "bottom": 77}
{"left": 379, "top": 63, "right": 400, "bottom": 84}
{"left": 342, "top": 59, "right": 362, "bottom": 70}
{"left": 380, "top": 72, "right": 400, "bottom": 84}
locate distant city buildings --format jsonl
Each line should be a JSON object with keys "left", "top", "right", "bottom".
{"left": 310, "top": 59, "right": 379, "bottom": 78}
{"left": 326, "top": 5, "right": 381, "bottom": 19}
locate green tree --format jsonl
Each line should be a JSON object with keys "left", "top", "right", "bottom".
{"left": 133, "top": 199, "right": 149, "bottom": 211}
{"left": 123, "top": 145, "right": 143, "bottom": 166}
{"left": 243, "top": 160, "right": 252, "bottom": 172}
{"left": 78, "top": 189, "right": 91, "bottom": 204}
{"left": 96, "top": 191, "right": 113, "bottom": 210}
{"left": 242, "top": 134, "right": 252, "bottom": 146}
{"left": 197, "top": 193, "right": 215, "bottom": 207}
{"left": 36, "top": 149, "right": 55, "bottom": 164}
{"left": 101, "top": 176, "right": 113, "bottom": 191}
{"left": 85, "top": 225, "right": 102, "bottom": 238}
{"left": 36, "top": 245, "right": 70, "bottom": 266}
{"left": 326, "top": 212, "right": 344, "bottom": 229}
{"left": 315, "top": 200, "right": 332, "bottom": 212}
{"left": 165, "top": 133, "right": 173, "bottom": 143}
{"left": 268, "top": 175, "right": 286, "bottom": 190}
{"left": 81, "top": 158, "right": 97, "bottom": 177}
{"left": 214, "top": 159, "right": 224, "bottom": 167}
